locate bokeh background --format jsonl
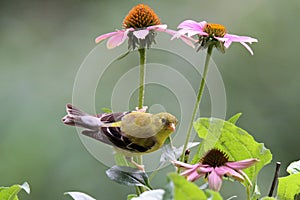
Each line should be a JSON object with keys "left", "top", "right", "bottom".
{"left": 1, "top": 0, "right": 299, "bottom": 199}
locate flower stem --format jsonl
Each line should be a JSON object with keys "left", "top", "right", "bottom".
{"left": 138, "top": 48, "right": 146, "bottom": 109}
{"left": 180, "top": 45, "right": 213, "bottom": 162}
{"left": 268, "top": 162, "right": 281, "bottom": 197}
{"left": 136, "top": 48, "right": 146, "bottom": 194}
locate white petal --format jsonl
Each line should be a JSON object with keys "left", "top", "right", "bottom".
{"left": 133, "top": 29, "right": 150, "bottom": 39}
{"left": 240, "top": 42, "right": 254, "bottom": 55}
{"left": 66, "top": 192, "right": 96, "bottom": 200}
{"left": 131, "top": 189, "right": 165, "bottom": 200}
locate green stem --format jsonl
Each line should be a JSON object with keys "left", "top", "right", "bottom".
{"left": 138, "top": 48, "right": 146, "bottom": 109}
{"left": 136, "top": 48, "right": 146, "bottom": 194}
{"left": 180, "top": 45, "right": 213, "bottom": 162}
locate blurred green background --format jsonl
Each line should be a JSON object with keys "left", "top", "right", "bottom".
{"left": 1, "top": 0, "right": 299, "bottom": 199}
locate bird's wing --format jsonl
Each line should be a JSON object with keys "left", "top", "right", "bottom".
{"left": 121, "top": 112, "right": 162, "bottom": 138}
{"left": 96, "top": 111, "right": 131, "bottom": 123}
{"left": 100, "top": 125, "right": 156, "bottom": 153}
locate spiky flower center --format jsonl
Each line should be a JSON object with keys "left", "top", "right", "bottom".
{"left": 123, "top": 4, "right": 161, "bottom": 29}
{"left": 204, "top": 23, "right": 227, "bottom": 37}
{"left": 201, "top": 149, "right": 229, "bottom": 167}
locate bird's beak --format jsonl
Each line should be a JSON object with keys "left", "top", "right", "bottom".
{"left": 169, "top": 123, "right": 176, "bottom": 132}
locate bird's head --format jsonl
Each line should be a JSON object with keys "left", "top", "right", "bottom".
{"left": 156, "top": 112, "right": 178, "bottom": 133}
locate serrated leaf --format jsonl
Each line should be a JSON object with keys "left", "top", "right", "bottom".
{"left": 205, "top": 189, "right": 223, "bottom": 200}
{"left": 131, "top": 189, "right": 165, "bottom": 200}
{"left": 167, "top": 173, "right": 206, "bottom": 200}
{"left": 193, "top": 118, "right": 272, "bottom": 185}
{"left": 287, "top": 160, "right": 300, "bottom": 175}
{"left": 0, "top": 182, "right": 30, "bottom": 200}
{"left": 106, "top": 165, "right": 151, "bottom": 189}
{"left": 278, "top": 173, "right": 300, "bottom": 200}
{"left": 227, "top": 113, "right": 242, "bottom": 124}
{"left": 65, "top": 192, "right": 96, "bottom": 200}
{"left": 191, "top": 142, "right": 204, "bottom": 164}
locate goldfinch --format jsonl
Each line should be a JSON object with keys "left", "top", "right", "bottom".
{"left": 62, "top": 104, "right": 178, "bottom": 156}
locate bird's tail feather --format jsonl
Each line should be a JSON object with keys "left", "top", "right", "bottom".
{"left": 62, "top": 104, "right": 103, "bottom": 130}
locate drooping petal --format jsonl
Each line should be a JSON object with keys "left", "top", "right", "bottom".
{"left": 237, "top": 169, "right": 253, "bottom": 186}
{"left": 95, "top": 31, "right": 119, "bottom": 44}
{"left": 198, "top": 166, "right": 214, "bottom": 173}
{"left": 179, "top": 35, "right": 197, "bottom": 48}
{"left": 207, "top": 169, "right": 223, "bottom": 191}
{"left": 177, "top": 20, "right": 208, "bottom": 37}
{"left": 224, "top": 34, "right": 258, "bottom": 43}
{"left": 133, "top": 29, "right": 149, "bottom": 39}
{"left": 215, "top": 166, "right": 245, "bottom": 182}
{"left": 177, "top": 20, "right": 205, "bottom": 31}
{"left": 180, "top": 167, "right": 198, "bottom": 176}
{"left": 147, "top": 24, "right": 168, "bottom": 32}
{"left": 106, "top": 30, "right": 129, "bottom": 49}
{"left": 222, "top": 33, "right": 258, "bottom": 54}
{"left": 225, "top": 158, "right": 259, "bottom": 170}
{"left": 215, "top": 34, "right": 257, "bottom": 55}
{"left": 187, "top": 171, "right": 203, "bottom": 182}
{"left": 172, "top": 160, "right": 195, "bottom": 169}
{"left": 240, "top": 42, "right": 254, "bottom": 55}
{"left": 165, "top": 29, "right": 196, "bottom": 48}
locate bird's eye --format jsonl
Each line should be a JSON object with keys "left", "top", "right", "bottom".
{"left": 161, "top": 118, "right": 167, "bottom": 124}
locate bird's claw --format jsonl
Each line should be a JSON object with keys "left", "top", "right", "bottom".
{"left": 134, "top": 106, "right": 148, "bottom": 113}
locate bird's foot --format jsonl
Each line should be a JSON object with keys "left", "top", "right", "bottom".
{"left": 134, "top": 106, "right": 148, "bottom": 113}
{"left": 127, "top": 157, "right": 145, "bottom": 171}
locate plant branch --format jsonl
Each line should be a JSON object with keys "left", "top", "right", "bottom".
{"left": 179, "top": 45, "right": 213, "bottom": 162}
{"left": 268, "top": 162, "right": 281, "bottom": 197}
{"left": 138, "top": 48, "right": 146, "bottom": 109}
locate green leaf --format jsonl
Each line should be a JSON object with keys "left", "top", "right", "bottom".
{"left": 278, "top": 173, "right": 300, "bottom": 200}
{"left": 113, "top": 152, "right": 131, "bottom": 167}
{"left": 191, "top": 142, "right": 204, "bottom": 164}
{"left": 65, "top": 192, "right": 96, "bottom": 200}
{"left": 127, "top": 194, "right": 138, "bottom": 200}
{"left": 205, "top": 189, "right": 223, "bottom": 200}
{"left": 131, "top": 189, "right": 165, "bottom": 200}
{"left": 227, "top": 113, "right": 242, "bottom": 124}
{"left": 287, "top": 160, "right": 300, "bottom": 175}
{"left": 162, "top": 181, "right": 174, "bottom": 200}
{"left": 0, "top": 182, "right": 30, "bottom": 200}
{"left": 251, "top": 183, "right": 261, "bottom": 200}
{"left": 106, "top": 165, "right": 151, "bottom": 189}
{"left": 101, "top": 107, "right": 112, "bottom": 113}
{"left": 117, "top": 49, "right": 131, "bottom": 60}
{"left": 193, "top": 117, "right": 272, "bottom": 185}
{"left": 167, "top": 173, "right": 207, "bottom": 200}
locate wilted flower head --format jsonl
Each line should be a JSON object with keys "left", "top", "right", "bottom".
{"left": 173, "top": 148, "right": 259, "bottom": 191}
{"left": 173, "top": 20, "right": 258, "bottom": 55}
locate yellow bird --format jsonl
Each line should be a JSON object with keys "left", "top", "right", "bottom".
{"left": 62, "top": 104, "right": 178, "bottom": 168}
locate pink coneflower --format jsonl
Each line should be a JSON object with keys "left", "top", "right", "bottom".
{"left": 95, "top": 4, "right": 194, "bottom": 50}
{"left": 173, "top": 20, "right": 258, "bottom": 55}
{"left": 173, "top": 149, "right": 259, "bottom": 191}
